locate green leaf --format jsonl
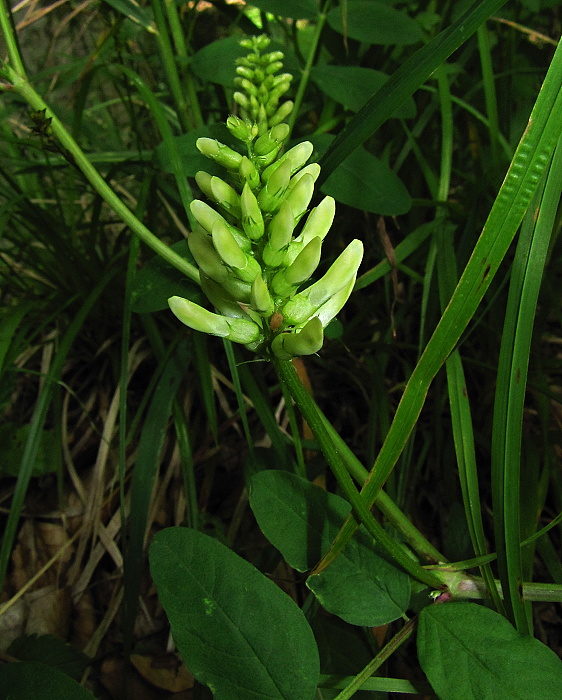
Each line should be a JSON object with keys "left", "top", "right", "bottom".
{"left": 149, "top": 527, "right": 320, "bottom": 700}
{"left": 130, "top": 241, "right": 202, "bottom": 313}
{"left": 249, "top": 470, "right": 351, "bottom": 572}
{"left": 326, "top": 1, "right": 423, "bottom": 45}
{"left": 100, "top": 0, "right": 156, "bottom": 32}
{"left": 418, "top": 603, "right": 562, "bottom": 700}
{"left": 249, "top": 0, "right": 318, "bottom": 19}
{"left": 0, "top": 662, "right": 96, "bottom": 699}
{"left": 7, "top": 635, "right": 88, "bottom": 682}
{"left": 249, "top": 471, "right": 410, "bottom": 626}
{"left": 310, "top": 65, "right": 416, "bottom": 118}
{"left": 191, "top": 37, "right": 251, "bottom": 87}
{"left": 318, "top": 0, "right": 510, "bottom": 185}
{"left": 311, "top": 135, "right": 411, "bottom": 216}
{"left": 0, "top": 423, "right": 60, "bottom": 477}
{"left": 154, "top": 126, "right": 225, "bottom": 177}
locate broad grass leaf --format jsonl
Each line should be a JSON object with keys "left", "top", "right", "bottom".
{"left": 249, "top": 0, "right": 318, "bottom": 19}
{"left": 326, "top": 1, "right": 423, "bottom": 45}
{"left": 191, "top": 37, "right": 249, "bottom": 87}
{"left": 249, "top": 471, "right": 410, "bottom": 626}
{"left": 130, "top": 241, "right": 202, "bottom": 313}
{"left": 311, "top": 65, "right": 416, "bottom": 118}
{"left": 0, "top": 424, "right": 59, "bottom": 477}
{"left": 307, "top": 549, "right": 410, "bottom": 627}
{"left": 311, "top": 134, "right": 411, "bottom": 216}
{"left": 149, "top": 527, "right": 320, "bottom": 700}
{"left": 101, "top": 0, "right": 155, "bottom": 32}
{"left": 418, "top": 603, "right": 562, "bottom": 700}
{"left": 0, "top": 662, "right": 96, "bottom": 699}
{"left": 249, "top": 469, "right": 351, "bottom": 572}
{"left": 7, "top": 635, "right": 88, "bottom": 681}
{"left": 154, "top": 127, "right": 225, "bottom": 177}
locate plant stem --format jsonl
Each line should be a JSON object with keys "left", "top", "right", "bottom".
{"left": 0, "top": 0, "right": 26, "bottom": 78}
{"left": 273, "top": 357, "right": 444, "bottom": 589}
{"left": 150, "top": 0, "right": 192, "bottom": 132}
{"left": 287, "top": 1, "right": 331, "bottom": 137}
{"left": 333, "top": 618, "right": 417, "bottom": 700}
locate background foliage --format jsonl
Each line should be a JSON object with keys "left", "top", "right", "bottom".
{"left": 1, "top": 0, "right": 562, "bottom": 698}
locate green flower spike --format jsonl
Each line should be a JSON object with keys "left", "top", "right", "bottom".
{"left": 168, "top": 35, "right": 363, "bottom": 360}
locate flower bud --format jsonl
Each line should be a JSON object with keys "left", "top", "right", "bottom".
{"left": 195, "top": 170, "right": 213, "bottom": 200}
{"left": 287, "top": 163, "right": 321, "bottom": 191}
{"left": 211, "top": 219, "right": 246, "bottom": 269}
{"left": 262, "top": 201, "right": 294, "bottom": 268}
{"left": 254, "top": 123, "right": 290, "bottom": 156}
{"left": 286, "top": 196, "right": 335, "bottom": 265}
{"left": 201, "top": 275, "right": 259, "bottom": 324}
{"left": 271, "top": 317, "right": 323, "bottom": 360}
{"left": 271, "top": 237, "right": 322, "bottom": 297}
{"left": 196, "top": 138, "right": 243, "bottom": 172}
{"left": 169, "top": 296, "right": 230, "bottom": 337}
{"left": 269, "top": 101, "right": 294, "bottom": 127}
{"left": 212, "top": 220, "right": 261, "bottom": 283}
{"left": 284, "top": 173, "right": 315, "bottom": 222}
{"left": 190, "top": 199, "right": 225, "bottom": 236}
{"left": 281, "top": 240, "right": 364, "bottom": 325}
{"left": 255, "top": 35, "right": 271, "bottom": 51}
{"left": 233, "top": 92, "right": 250, "bottom": 110}
{"left": 235, "top": 77, "right": 259, "bottom": 97}
{"left": 210, "top": 176, "right": 242, "bottom": 219}
{"left": 314, "top": 276, "right": 356, "bottom": 328}
{"left": 271, "top": 73, "right": 293, "bottom": 89}
{"left": 239, "top": 156, "right": 261, "bottom": 190}
{"left": 257, "top": 159, "right": 291, "bottom": 213}
{"left": 265, "top": 60, "right": 283, "bottom": 75}
{"left": 251, "top": 274, "right": 274, "bottom": 316}
{"left": 188, "top": 228, "right": 227, "bottom": 283}
{"left": 241, "top": 183, "right": 265, "bottom": 240}
{"left": 235, "top": 66, "right": 254, "bottom": 81}
{"left": 226, "top": 115, "right": 256, "bottom": 142}
{"left": 264, "top": 50, "right": 284, "bottom": 63}
{"left": 261, "top": 141, "right": 313, "bottom": 183}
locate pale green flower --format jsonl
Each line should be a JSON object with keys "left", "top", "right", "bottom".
{"left": 168, "top": 35, "right": 363, "bottom": 360}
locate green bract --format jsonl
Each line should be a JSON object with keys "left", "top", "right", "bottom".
{"left": 169, "top": 35, "right": 363, "bottom": 360}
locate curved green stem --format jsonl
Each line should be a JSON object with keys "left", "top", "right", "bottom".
{"left": 2, "top": 68, "right": 199, "bottom": 283}
{"left": 287, "top": 1, "right": 331, "bottom": 138}
{"left": 150, "top": 0, "right": 192, "bottom": 132}
{"left": 272, "top": 356, "right": 444, "bottom": 589}
{"left": 0, "top": 0, "right": 26, "bottom": 78}
{"left": 333, "top": 618, "right": 417, "bottom": 700}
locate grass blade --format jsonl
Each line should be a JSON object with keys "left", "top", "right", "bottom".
{"left": 318, "top": 0, "right": 510, "bottom": 183}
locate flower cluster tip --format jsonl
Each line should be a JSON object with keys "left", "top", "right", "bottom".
{"left": 168, "top": 35, "right": 363, "bottom": 360}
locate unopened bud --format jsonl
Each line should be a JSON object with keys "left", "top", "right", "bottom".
{"left": 269, "top": 101, "right": 294, "bottom": 127}
{"left": 262, "top": 141, "right": 313, "bottom": 183}
{"left": 210, "top": 176, "right": 242, "bottom": 218}
{"left": 241, "top": 183, "right": 265, "bottom": 240}
{"left": 282, "top": 240, "right": 363, "bottom": 325}
{"left": 271, "top": 317, "right": 323, "bottom": 360}
{"left": 196, "top": 138, "right": 243, "bottom": 172}
{"left": 254, "top": 123, "right": 290, "bottom": 157}
{"left": 284, "top": 173, "right": 315, "bottom": 222}
{"left": 286, "top": 196, "right": 335, "bottom": 265}
{"left": 226, "top": 115, "right": 256, "bottom": 142}
{"left": 169, "top": 296, "right": 230, "bottom": 337}
{"left": 251, "top": 275, "right": 274, "bottom": 316}
{"left": 262, "top": 201, "right": 294, "bottom": 268}
{"left": 257, "top": 159, "right": 291, "bottom": 213}
{"left": 239, "top": 156, "right": 261, "bottom": 190}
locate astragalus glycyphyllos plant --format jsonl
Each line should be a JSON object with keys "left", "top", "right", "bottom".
{"left": 168, "top": 35, "right": 363, "bottom": 360}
